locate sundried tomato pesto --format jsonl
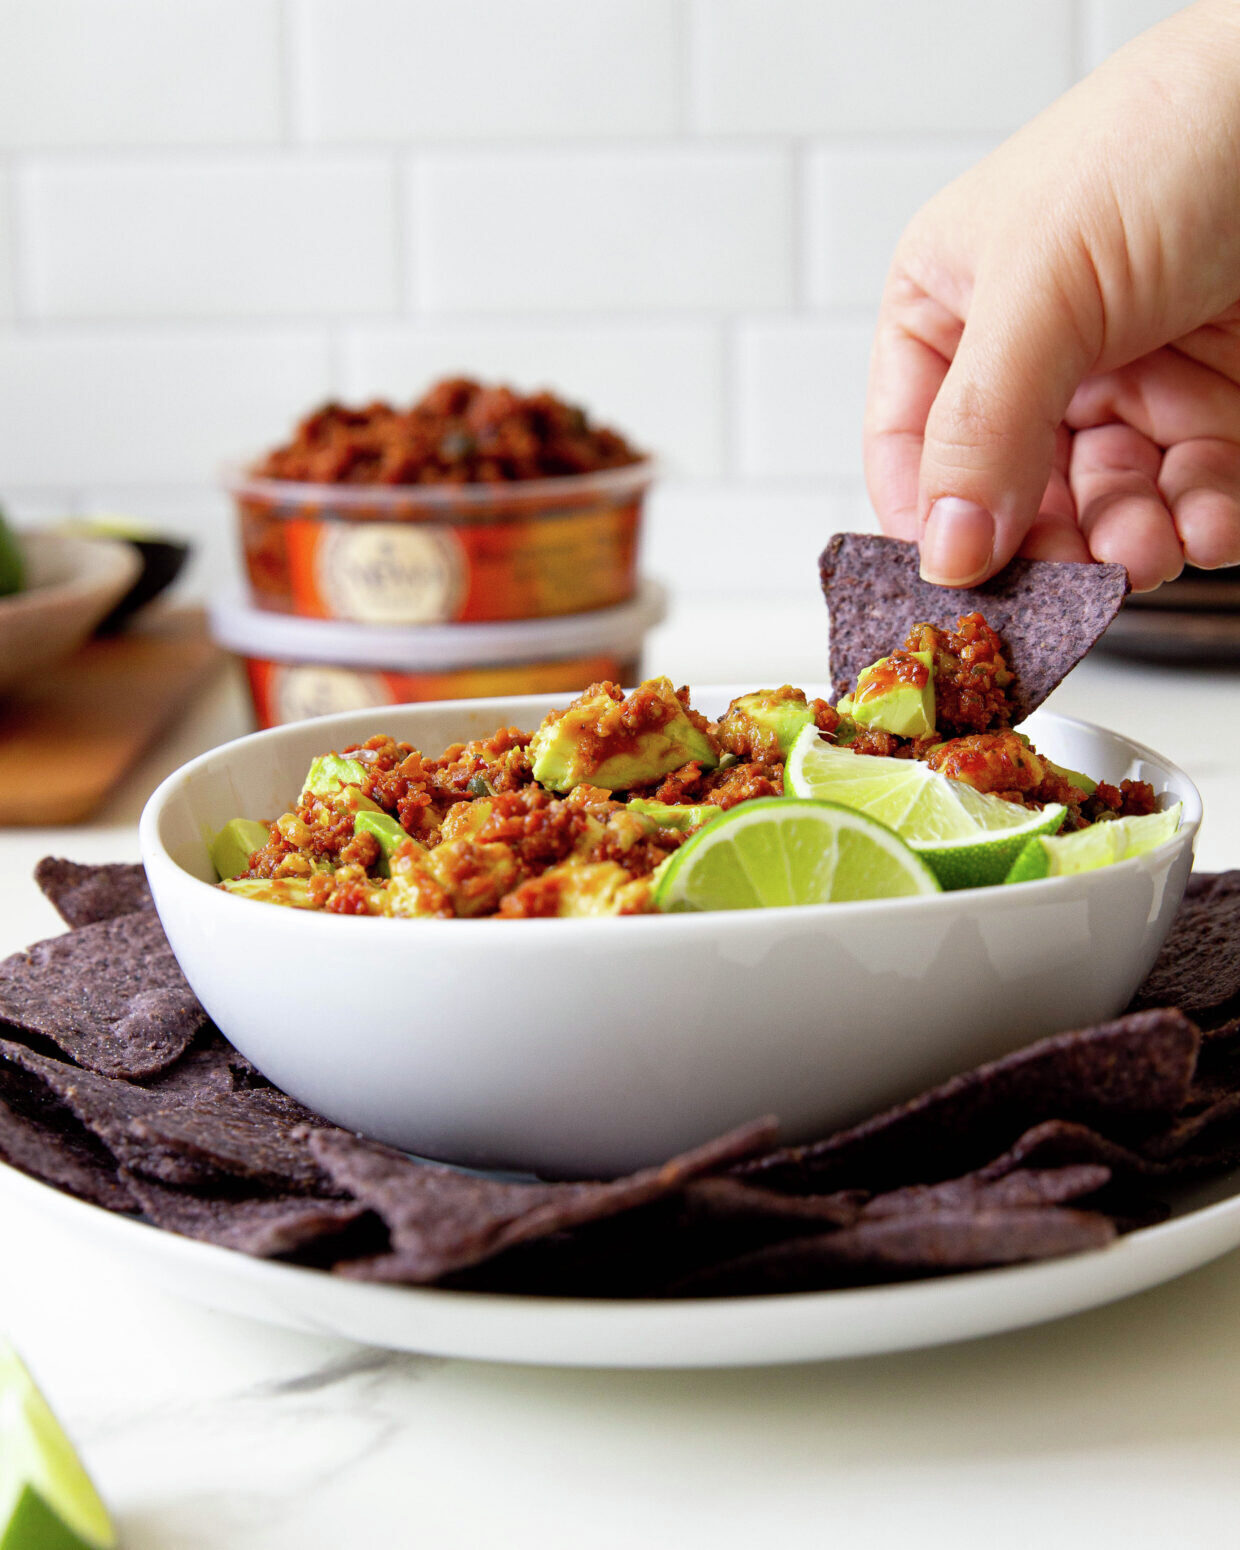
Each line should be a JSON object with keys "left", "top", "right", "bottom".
{"left": 256, "top": 379, "right": 644, "bottom": 486}
{"left": 226, "top": 612, "right": 1160, "bottom": 919}
{"left": 858, "top": 651, "right": 931, "bottom": 697}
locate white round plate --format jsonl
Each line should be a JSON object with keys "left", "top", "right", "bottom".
{"left": 2, "top": 1157, "right": 1238, "bottom": 1368}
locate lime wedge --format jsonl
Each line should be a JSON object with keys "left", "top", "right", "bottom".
{"left": 0, "top": 512, "right": 25, "bottom": 598}
{"left": 785, "top": 726, "right": 1067, "bottom": 889}
{"left": 1005, "top": 804, "right": 1183, "bottom": 884}
{"left": 650, "top": 796, "right": 940, "bottom": 913}
{"left": 0, "top": 1343, "right": 115, "bottom": 1550}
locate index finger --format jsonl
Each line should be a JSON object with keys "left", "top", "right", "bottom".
{"left": 864, "top": 285, "right": 961, "bottom": 542}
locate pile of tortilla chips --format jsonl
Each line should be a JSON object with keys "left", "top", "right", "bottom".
{"left": 0, "top": 857, "right": 1237, "bottom": 1298}
{"left": 0, "top": 546, "right": 1232, "bottom": 1298}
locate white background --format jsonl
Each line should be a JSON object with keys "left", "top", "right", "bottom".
{"left": 0, "top": 0, "right": 1188, "bottom": 603}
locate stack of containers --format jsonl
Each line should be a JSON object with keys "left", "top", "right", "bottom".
{"left": 211, "top": 386, "right": 665, "bottom": 727}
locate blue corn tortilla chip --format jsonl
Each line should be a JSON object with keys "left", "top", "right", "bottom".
{"left": 0, "top": 1039, "right": 332, "bottom": 1196}
{"left": 671, "top": 1208, "right": 1118, "bottom": 1296}
{"left": 0, "top": 1036, "right": 183, "bottom": 1153}
{"left": 121, "top": 1172, "right": 373, "bottom": 1259}
{"left": 972, "top": 1112, "right": 1240, "bottom": 1182}
{"left": 34, "top": 858, "right": 153, "bottom": 929}
{"left": 1140, "top": 1091, "right": 1240, "bottom": 1164}
{"left": 682, "top": 1176, "right": 866, "bottom": 1227}
{"left": 0, "top": 910, "right": 205, "bottom": 1079}
{"left": 819, "top": 533, "right": 1129, "bottom": 722}
{"left": 735, "top": 1010, "right": 1199, "bottom": 1195}
{"left": 1130, "top": 872, "right": 1240, "bottom": 1019}
{"left": 859, "top": 1163, "right": 1112, "bottom": 1218}
{"left": 311, "top": 1117, "right": 779, "bottom": 1285}
{"left": 137, "top": 1031, "right": 248, "bottom": 1101}
{"left": 685, "top": 1164, "right": 1111, "bottom": 1228}
{"left": 0, "top": 1093, "right": 136, "bottom": 1212}
{"left": 122, "top": 1091, "right": 336, "bottom": 1193}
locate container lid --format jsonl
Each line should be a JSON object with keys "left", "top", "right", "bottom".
{"left": 209, "top": 580, "right": 667, "bottom": 671}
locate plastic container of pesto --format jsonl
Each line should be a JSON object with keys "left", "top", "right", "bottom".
{"left": 209, "top": 580, "right": 667, "bottom": 728}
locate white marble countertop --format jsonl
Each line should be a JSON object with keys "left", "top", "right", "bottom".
{"left": 2, "top": 595, "right": 1239, "bottom": 1549}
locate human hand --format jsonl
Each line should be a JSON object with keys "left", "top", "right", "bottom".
{"left": 864, "top": 0, "right": 1240, "bottom": 591}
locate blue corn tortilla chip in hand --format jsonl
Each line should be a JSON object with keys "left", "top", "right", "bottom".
{"left": 819, "top": 534, "right": 1129, "bottom": 722}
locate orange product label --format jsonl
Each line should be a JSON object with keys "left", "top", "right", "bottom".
{"left": 279, "top": 504, "right": 640, "bottom": 624}
{"left": 245, "top": 654, "right": 638, "bottom": 728}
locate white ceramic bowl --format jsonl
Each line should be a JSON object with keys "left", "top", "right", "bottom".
{"left": 140, "top": 694, "right": 1201, "bottom": 1178}
{"left": 0, "top": 532, "right": 142, "bottom": 695}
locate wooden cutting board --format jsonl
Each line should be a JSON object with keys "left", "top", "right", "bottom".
{"left": 0, "top": 608, "right": 224, "bottom": 826}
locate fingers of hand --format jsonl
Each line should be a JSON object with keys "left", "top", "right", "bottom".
{"left": 864, "top": 288, "right": 960, "bottom": 542}
{"left": 1069, "top": 424, "right": 1184, "bottom": 591}
{"left": 916, "top": 270, "right": 1095, "bottom": 584}
{"left": 1067, "top": 348, "right": 1240, "bottom": 446}
{"left": 1018, "top": 513, "right": 1092, "bottom": 565}
{"left": 1018, "top": 428, "right": 1090, "bottom": 563}
{"left": 1158, "top": 437, "right": 1240, "bottom": 569}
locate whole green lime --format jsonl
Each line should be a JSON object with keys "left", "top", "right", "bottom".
{"left": 0, "top": 510, "right": 25, "bottom": 597}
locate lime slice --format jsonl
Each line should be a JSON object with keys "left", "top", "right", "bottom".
{"left": 650, "top": 796, "right": 940, "bottom": 912}
{"left": 0, "top": 1342, "right": 115, "bottom": 1550}
{"left": 1005, "top": 804, "right": 1183, "bottom": 884}
{"left": 785, "top": 726, "right": 1068, "bottom": 890}
{"left": 0, "top": 511, "right": 25, "bottom": 598}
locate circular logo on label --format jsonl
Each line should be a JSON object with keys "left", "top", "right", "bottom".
{"left": 316, "top": 522, "right": 466, "bottom": 624}
{"left": 273, "top": 665, "right": 392, "bottom": 724}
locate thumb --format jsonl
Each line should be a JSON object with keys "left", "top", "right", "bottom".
{"left": 918, "top": 266, "right": 1095, "bottom": 586}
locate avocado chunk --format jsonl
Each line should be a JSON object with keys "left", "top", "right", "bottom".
{"left": 628, "top": 798, "right": 724, "bottom": 833}
{"left": 718, "top": 688, "right": 815, "bottom": 762}
{"left": 299, "top": 753, "right": 381, "bottom": 813}
{"left": 530, "top": 678, "right": 719, "bottom": 794}
{"left": 220, "top": 877, "right": 318, "bottom": 909}
{"left": 1044, "top": 757, "right": 1098, "bottom": 796}
{"left": 353, "top": 810, "right": 423, "bottom": 876}
{"left": 209, "top": 817, "right": 272, "bottom": 881}
{"left": 1012, "top": 735, "right": 1097, "bottom": 796}
{"left": 833, "top": 711, "right": 860, "bottom": 746}
{"left": 849, "top": 649, "right": 936, "bottom": 738}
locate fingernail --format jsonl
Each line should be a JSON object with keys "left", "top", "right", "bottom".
{"left": 921, "top": 499, "right": 995, "bottom": 586}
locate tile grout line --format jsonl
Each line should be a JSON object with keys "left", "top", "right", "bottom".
{"left": 276, "top": 0, "right": 296, "bottom": 145}
{"left": 676, "top": 0, "right": 695, "bottom": 137}
{"left": 0, "top": 152, "right": 15, "bottom": 323}
{"left": 1070, "top": 0, "right": 1091, "bottom": 81}
{"left": 719, "top": 316, "right": 738, "bottom": 482}
{"left": 0, "top": 306, "right": 878, "bottom": 336}
{"left": 393, "top": 150, "right": 414, "bottom": 320}
{"left": 789, "top": 140, "right": 808, "bottom": 312}
{"left": 7, "top": 155, "right": 36, "bottom": 329}
{"left": 0, "top": 130, "right": 1030, "bottom": 163}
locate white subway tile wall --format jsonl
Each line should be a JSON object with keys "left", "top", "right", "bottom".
{"left": 0, "top": 171, "right": 13, "bottom": 320}
{"left": 413, "top": 149, "right": 794, "bottom": 313}
{"left": 0, "top": 331, "right": 331, "bottom": 483}
{"left": 690, "top": 0, "right": 1074, "bottom": 135}
{"left": 0, "top": 1, "right": 283, "bottom": 149}
{"left": 340, "top": 322, "right": 725, "bottom": 476}
{"left": 293, "top": 0, "right": 681, "bottom": 142}
{"left": 21, "top": 157, "right": 401, "bottom": 320}
{"left": 804, "top": 144, "right": 996, "bottom": 309}
{"left": 736, "top": 319, "right": 873, "bottom": 482}
{"left": 0, "top": 0, "right": 1191, "bottom": 599}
